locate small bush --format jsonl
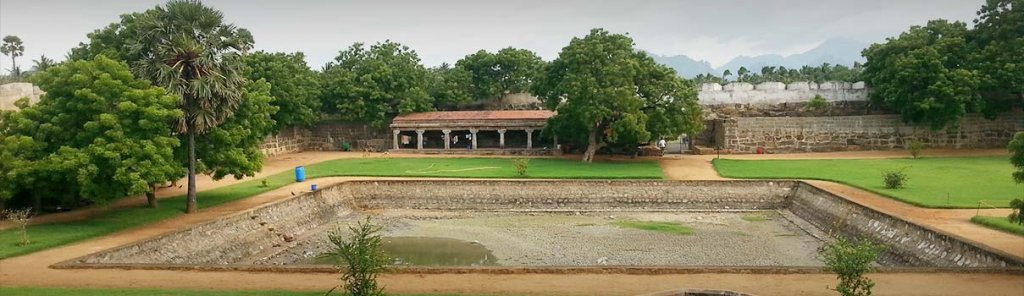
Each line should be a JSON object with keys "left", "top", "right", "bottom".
{"left": 322, "top": 217, "right": 390, "bottom": 296}
{"left": 1010, "top": 198, "right": 1024, "bottom": 226}
{"left": 512, "top": 158, "right": 530, "bottom": 177}
{"left": 2, "top": 208, "right": 32, "bottom": 246}
{"left": 907, "top": 140, "right": 925, "bottom": 159}
{"left": 820, "top": 237, "right": 884, "bottom": 296}
{"left": 807, "top": 94, "right": 830, "bottom": 110}
{"left": 882, "top": 168, "right": 908, "bottom": 189}
{"left": 341, "top": 142, "right": 352, "bottom": 151}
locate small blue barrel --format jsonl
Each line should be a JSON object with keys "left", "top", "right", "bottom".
{"left": 295, "top": 166, "right": 306, "bottom": 182}
{"left": 311, "top": 184, "right": 318, "bottom": 191}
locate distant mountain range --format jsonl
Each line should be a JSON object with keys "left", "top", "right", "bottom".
{"left": 649, "top": 38, "right": 868, "bottom": 78}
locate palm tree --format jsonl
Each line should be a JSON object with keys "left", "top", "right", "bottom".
{"left": 31, "top": 55, "right": 55, "bottom": 72}
{"left": 1, "top": 35, "right": 25, "bottom": 76}
{"left": 133, "top": 0, "right": 253, "bottom": 213}
{"left": 737, "top": 66, "right": 749, "bottom": 82}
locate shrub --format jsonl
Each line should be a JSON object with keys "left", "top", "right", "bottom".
{"left": 882, "top": 168, "right": 908, "bottom": 189}
{"left": 323, "top": 217, "right": 390, "bottom": 296}
{"left": 807, "top": 94, "right": 830, "bottom": 110}
{"left": 341, "top": 142, "right": 352, "bottom": 151}
{"left": 3, "top": 208, "right": 32, "bottom": 246}
{"left": 907, "top": 140, "right": 924, "bottom": 159}
{"left": 1010, "top": 199, "right": 1024, "bottom": 226}
{"left": 1010, "top": 132, "right": 1024, "bottom": 183}
{"left": 820, "top": 237, "right": 884, "bottom": 296}
{"left": 512, "top": 158, "right": 530, "bottom": 177}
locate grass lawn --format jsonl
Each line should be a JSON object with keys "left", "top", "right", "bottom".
{"left": 0, "top": 287, "right": 485, "bottom": 296}
{"left": 0, "top": 157, "right": 661, "bottom": 259}
{"left": 970, "top": 216, "right": 1024, "bottom": 236}
{"left": 713, "top": 156, "right": 1022, "bottom": 208}
{"left": 613, "top": 220, "right": 694, "bottom": 235}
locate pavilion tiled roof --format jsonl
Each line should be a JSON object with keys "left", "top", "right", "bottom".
{"left": 392, "top": 110, "right": 555, "bottom": 122}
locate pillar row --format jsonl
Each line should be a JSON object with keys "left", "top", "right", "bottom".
{"left": 442, "top": 129, "right": 451, "bottom": 150}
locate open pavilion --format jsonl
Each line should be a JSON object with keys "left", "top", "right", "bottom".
{"left": 389, "top": 110, "right": 557, "bottom": 154}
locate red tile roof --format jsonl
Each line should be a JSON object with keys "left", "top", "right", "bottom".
{"left": 393, "top": 110, "right": 555, "bottom": 122}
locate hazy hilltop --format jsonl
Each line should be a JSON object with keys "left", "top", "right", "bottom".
{"left": 650, "top": 38, "right": 869, "bottom": 78}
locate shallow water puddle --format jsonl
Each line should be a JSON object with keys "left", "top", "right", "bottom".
{"left": 317, "top": 236, "right": 499, "bottom": 266}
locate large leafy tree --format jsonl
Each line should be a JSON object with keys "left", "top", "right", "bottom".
{"left": 190, "top": 80, "right": 278, "bottom": 180}
{"left": 1, "top": 35, "right": 25, "bottom": 76}
{"left": 971, "top": 0, "right": 1024, "bottom": 110}
{"left": 244, "top": 51, "right": 321, "bottom": 129}
{"left": 427, "top": 63, "right": 473, "bottom": 110}
{"left": 128, "top": 0, "right": 253, "bottom": 213}
{"left": 1010, "top": 132, "right": 1024, "bottom": 184}
{"left": 321, "top": 41, "right": 432, "bottom": 126}
{"left": 862, "top": 20, "right": 983, "bottom": 130}
{"left": 455, "top": 48, "right": 544, "bottom": 100}
{"left": 533, "top": 29, "right": 703, "bottom": 162}
{"left": 0, "top": 56, "right": 182, "bottom": 209}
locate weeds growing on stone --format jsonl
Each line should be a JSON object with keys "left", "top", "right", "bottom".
{"left": 613, "top": 221, "right": 693, "bottom": 235}
{"left": 741, "top": 212, "right": 772, "bottom": 222}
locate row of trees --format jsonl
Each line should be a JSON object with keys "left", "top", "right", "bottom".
{"left": 690, "top": 63, "right": 864, "bottom": 85}
{"left": 1, "top": 35, "right": 58, "bottom": 83}
{"left": 862, "top": 0, "right": 1022, "bottom": 130}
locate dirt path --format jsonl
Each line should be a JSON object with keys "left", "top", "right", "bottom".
{"left": 2, "top": 149, "right": 1022, "bottom": 296}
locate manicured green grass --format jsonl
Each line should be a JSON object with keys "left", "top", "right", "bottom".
{"left": 713, "top": 156, "right": 1022, "bottom": 208}
{"left": 0, "top": 287, "right": 482, "bottom": 296}
{"left": 613, "top": 221, "right": 693, "bottom": 235}
{"left": 970, "top": 215, "right": 1024, "bottom": 236}
{"left": 0, "top": 157, "right": 661, "bottom": 259}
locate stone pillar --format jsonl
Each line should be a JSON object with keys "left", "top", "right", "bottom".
{"left": 442, "top": 129, "right": 451, "bottom": 150}
{"left": 415, "top": 129, "right": 424, "bottom": 150}
{"left": 392, "top": 129, "right": 400, "bottom": 150}
{"left": 497, "top": 129, "right": 506, "bottom": 148}
{"left": 470, "top": 128, "right": 479, "bottom": 150}
{"left": 525, "top": 128, "right": 534, "bottom": 149}
{"left": 553, "top": 134, "right": 560, "bottom": 154}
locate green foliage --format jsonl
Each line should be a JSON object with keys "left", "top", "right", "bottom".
{"left": 820, "top": 237, "right": 883, "bottom": 296}
{"left": 971, "top": 215, "right": 1024, "bottom": 236}
{"left": 190, "top": 80, "right": 279, "bottom": 180}
{"left": 511, "top": 158, "right": 530, "bottom": 176}
{"left": 323, "top": 217, "right": 390, "bottom": 296}
{"left": 613, "top": 221, "right": 693, "bottom": 235}
{"left": 714, "top": 157, "right": 1022, "bottom": 208}
{"left": 807, "top": 94, "right": 830, "bottom": 110}
{"left": 0, "top": 56, "right": 183, "bottom": 207}
{"left": 533, "top": 28, "right": 703, "bottom": 162}
{"left": 882, "top": 168, "right": 909, "bottom": 189}
{"left": 341, "top": 142, "right": 352, "bottom": 151}
{"left": 691, "top": 63, "right": 863, "bottom": 84}
{"left": 1009, "top": 198, "right": 1024, "bottom": 226}
{"left": 1, "top": 35, "right": 25, "bottom": 76}
{"left": 427, "top": 63, "right": 473, "bottom": 110}
{"left": 907, "top": 140, "right": 925, "bottom": 159}
{"left": 455, "top": 47, "right": 544, "bottom": 100}
{"left": 862, "top": 20, "right": 982, "bottom": 130}
{"left": 971, "top": 0, "right": 1024, "bottom": 112}
{"left": 244, "top": 51, "right": 322, "bottom": 129}
{"left": 321, "top": 41, "right": 432, "bottom": 126}
{"left": 30, "top": 55, "right": 56, "bottom": 72}
{"left": 1010, "top": 132, "right": 1024, "bottom": 183}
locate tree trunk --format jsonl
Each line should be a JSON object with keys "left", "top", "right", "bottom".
{"left": 10, "top": 57, "right": 16, "bottom": 76}
{"left": 186, "top": 128, "right": 198, "bottom": 214}
{"left": 582, "top": 128, "right": 600, "bottom": 163}
{"left": 146, "top": 184, "right": 159, "bottom": 209}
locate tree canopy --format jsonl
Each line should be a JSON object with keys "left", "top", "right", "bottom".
{"left": 189, "top": 79, "right": 278, "bottom": 180}
{"left": 455, "top": 48, "right": 544, "bottom": 101}
{"left": 533, "top": 29, "right": 703, "bottom": 162}
{"left": 320, "top": 41, "right": 433, "bottom": 126}
{"left": 427, "top": 63, "right": 474, "bottom": 110}
{"left": 244, "top": 51, "right": 322, "bottom": 129}
{"left": 0, "top": 56, "right": 182, "bottom": 208}
{"left": 1, "top": 35, "right": 25, "bottom": 76}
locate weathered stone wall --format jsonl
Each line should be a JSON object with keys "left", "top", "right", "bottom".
{"left": 699, "top": 81, "right": 868, "bottom": 105}
{"left": 259, "top": 122, "right": 392, "bottom": 156}
{"left": 789, "top": 183, "right": 1022, "bottom": 268}
{"left": 721, "top": 113, "right": 1024, "bottom": 153}
{"left": 260, "top": 126, "right": 313, "bottom": 157}
{"left": 349, "top": 180, "right": 795, "bottom": 211}
{"left": 0, "top": 82, "right": 44, "bottom": 111}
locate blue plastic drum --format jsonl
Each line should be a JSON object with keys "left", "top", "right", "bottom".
{"left": 295, "top": 166, "right": 306, "bottom": 182}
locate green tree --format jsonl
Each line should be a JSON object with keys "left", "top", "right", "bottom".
{"left": 1010, "top": 132, "right": 1024, "bottom": 183}
{"left": 323, "top": 217, "right": 389, "bottom": 296}
{"left": 130, "top": 0, "right": 253, "bottom": 213}
{"left": 427, "top": 63, "right": 473, "bottom": 110}
{"left": 533, "top": 28, "right": 703, "bottom": 162}
{"left": 1, "top": 35, "right": 25, "bottom": 76}
{"left": 820, "top": 238, "right": 883, "bottom": 296}
{"left": 321, "top": 41, "right": 432, "bottom": 126}
{"left": 244, "top": 51, "right": 321, "bottom": 129}
{"left": 0, "top": 56, "right": 182, "bottom": 209}
{"left": 31, "top": 55, "right": 56, "bottom": 73}
{"left": 737, "top": 66, "right": 750, "bottom": 82}
{"left": 455, "top": 47, "right": 544, "bottom": 101}
{"left": 722, "top": 69, "right": 732, "bottom": 81}
{"left": 862, "top": 20, "right": 982, "bottom": 130}
{"left": 971, "top": 0, "right": 1024, "bottom": 114}
{"left": 189, "top": 80, "right": 278, "bottom": 181}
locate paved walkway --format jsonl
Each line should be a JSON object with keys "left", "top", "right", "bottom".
{"left": 1, "top": 150, "right": 1022, "bottom": 296}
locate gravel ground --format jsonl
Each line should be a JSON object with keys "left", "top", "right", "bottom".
{"left": 260, "top": 210, "right": 826, "bottom": 266}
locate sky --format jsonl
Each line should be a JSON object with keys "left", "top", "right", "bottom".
{"left": 0, "top": 0, "right": 984, "bottom": 74}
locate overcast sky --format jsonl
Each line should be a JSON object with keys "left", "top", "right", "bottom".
{"left": 0, "top": 0, "right": 983, "bottom": 74}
